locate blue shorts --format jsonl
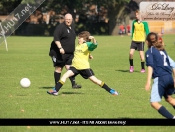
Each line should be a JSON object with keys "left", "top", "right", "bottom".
{"left": 150, "top": 74, "right": 174, "bottom": 102}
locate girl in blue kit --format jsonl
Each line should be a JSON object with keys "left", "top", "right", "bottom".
{"left": 145, "top": 32, "right": 175, "bottom": 119}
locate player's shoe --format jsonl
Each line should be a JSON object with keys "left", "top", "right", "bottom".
{"left": 129, "top": 66, "right": 134, "bottom": 73}
{"left": 72, "top": 84, "right": 82, "bottom": 89}
{"left": 141, "top": 69, "right": 145, "bottom": 73}
{"left": 47, "top": 89, "right": 58, "bottom": 96}
{"left": 110, "top": 89, "right": 119, "bottom": 96}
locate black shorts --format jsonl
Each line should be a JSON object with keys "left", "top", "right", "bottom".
{"left": 50, "top": 51, "right": 74, "bottom": 67}
{"left": 69, "top": 67, "right": 95, "bottom": 79}
{"left": 130, "top": 41, "right": 144, "bottom": 51}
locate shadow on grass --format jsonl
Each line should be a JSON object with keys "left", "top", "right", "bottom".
{"left": 115, "top": 69, "right": 139, "bottom": 73}
{"left": 39, "top": 86, "right": 54, "bottom": 89}
{"left": 61, "top": 92, "right": 84, "bottom": 95}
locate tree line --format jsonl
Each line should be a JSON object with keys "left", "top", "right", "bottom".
{"left": 0, "top": 0, "right": 139, "bottom": 35}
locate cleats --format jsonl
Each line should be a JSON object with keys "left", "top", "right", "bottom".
{"left": 129, "top": 66, "right": 134, "bottom": 73}
{"left": 72, "top": 84, "right": 82, "bottom": 89}
{"left": 110, "top": 89, "right": 119, "bottom": 96}
{"left": 141, "top": 69, "right": 145, "bottom": 73}
{"left": 47, "top": 89, "right": 58, "bottom": 96}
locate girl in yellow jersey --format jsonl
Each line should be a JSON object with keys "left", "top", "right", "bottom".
{"left": 129, "top": 10, "right": 150, "bottom": 73}
{"left": 47, "top": 31, "right": 118, "bottom": 96}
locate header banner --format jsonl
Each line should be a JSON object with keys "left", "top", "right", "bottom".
{"left": 140, "top": 2, "right": 175, "bottom": 21}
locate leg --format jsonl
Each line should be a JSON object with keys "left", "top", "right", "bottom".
{"left": 47, "top": 70, "right": 75, "bottom": 96}
{"left": 65, "top": 65, "right": 81, "bottom": 88}
{"left": 150, "top": 77, "right": 174, "bottom": 118}
{"left": 54, "top": 66, "right": 62, "bottom": 85}
{"left": 129, "top": 49, "right": 135, "bottom": 72}
{"left": 151, "top": 102, "right": 174, "bottom": 119}
{"left": 139, "top": 51, "right": 145, "bottom": 73}
{"left": 88, "top": 76, "right": 118, "bottom": 95}
{"left": 165, "top": 95, "right": 175, "bottom": 109}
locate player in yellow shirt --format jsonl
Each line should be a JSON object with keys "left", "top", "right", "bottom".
{"left": 129, "top": 10, "right": 149, "bottom": 73}
{"left": 47, "top": 31, "right": 118, "bottom": 96}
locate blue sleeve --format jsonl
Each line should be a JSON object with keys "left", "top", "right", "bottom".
{"left": 168, "top": 56, "right": 175, "bottom": 69}
{"left": 145, "top": 50, "right": 154, "bottom": 68}
{"left": 86, "top": 42, "right": 98, "bottom": 51}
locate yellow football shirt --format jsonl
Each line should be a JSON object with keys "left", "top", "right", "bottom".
{"left": 131, "top": 20, "right": 149, "bottom": 42}
{"left": 72, "top": 42, "right": 97, "bottom": 70}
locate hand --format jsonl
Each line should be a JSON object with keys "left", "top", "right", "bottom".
{"left": 89, "top": 36, "right": 94, "bottom": 40}
{"left": 60, "top": 48, "right": 65, "bottom": 54}
{"left": 145, "top": 82, "right": 151, "bottom": 91}
{"left": 89, "top": 54, "right": 93, "bottom": 60}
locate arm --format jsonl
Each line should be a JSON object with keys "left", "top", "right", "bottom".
{"left": 89, "top": 36, "right": 97, "bottom": 44}
{"left": 131, "top": 20, "right": 135, "bottom": 39}
{"left": 55, "top": 41, "right": 65, "bottom": 54}
{"left": 145, "top": 50, "right": 153, "bottom": 91}
{"left": 168, "top": 56, "right": 175, "bottom": 68}
{"left": 86, "top": 36, "right": 98, "bottom": 52}
{"left": 143, "top": 21, "right": 150, "bottom": 36}
{"left": 168, "top": 55, "right": 175, "bottom": 85}
{"left": 173, "top": 68, "right": 175, "bottom": 86}
{"left": 53, "top": 25, "right": 65, "bottom": 54}
{"left": 145, "top": 66, "right": 153, "bottom": 91}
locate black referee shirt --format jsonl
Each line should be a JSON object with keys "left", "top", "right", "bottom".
{"left": 51, "top": 22, "right": 76, "bottom": 54}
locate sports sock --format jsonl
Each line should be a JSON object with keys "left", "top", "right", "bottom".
{"left": 55, "top": 80, "right": 65, "bottom": 92}
{"left": 158, "top": 106, "right": 174, "bottom": 119}
{"left": 100, "top": 82, "right": 111, "bottom": 92}
{"left": 69, "top": 76, "right": 76, "bottom": 86}
{"left": 141, "top": 61, "right": 145, "bottom": 69}
{"left": 54, "top": 72, "right": 61, "bottom": 85}
{"left": 129, "top": 59, "right": 133, "bottom": 66}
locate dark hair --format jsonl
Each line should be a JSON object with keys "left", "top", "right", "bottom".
{"left": 146, "top": 32, "right": 164, "bottom": 50}
{"left": 78, "top": 31, "right": 91, "bottom": 42}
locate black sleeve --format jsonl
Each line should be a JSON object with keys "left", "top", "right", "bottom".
{"left": 53, "top": 24, "right": 62, "bottom": 42}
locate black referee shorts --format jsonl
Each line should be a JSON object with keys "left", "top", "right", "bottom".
{"left": 50, "top": 50, "right": 74, "bottom": 67}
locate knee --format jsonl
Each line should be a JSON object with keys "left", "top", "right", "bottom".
{"left": 129, "top": 53, "right": 133, "bottom": 58}
{"left": 55, "top": 67, "right": 62, "bottom": 73}
{"left": 150, "top": 102, "right": 161, "bottom": 110}
{"left": 165, "top": 97, "right": 174, "bottom": 104}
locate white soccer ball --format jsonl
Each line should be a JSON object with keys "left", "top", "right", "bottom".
{"left": 20, "top": 78, "right": 31, "bottom": 88}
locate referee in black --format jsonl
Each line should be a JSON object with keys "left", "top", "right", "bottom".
{"left": 49, "top": 13, "right": 81, "bottom": 88}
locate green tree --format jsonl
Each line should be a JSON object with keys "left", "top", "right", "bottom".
{"left": 0, "top": 0, "right": 131, "bottom": 35}
{"left": 40, "top": 0, "right": 130, "bottom": 35}
{"left": 0, "top": 0, "right": 22, "bottom": 15}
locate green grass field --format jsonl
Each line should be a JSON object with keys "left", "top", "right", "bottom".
{"left": 0, "top": 34, "right": 175, "bottom": 131}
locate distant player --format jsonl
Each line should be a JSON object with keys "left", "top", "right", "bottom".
{"left": 119, "top": 24, "right": 124, "bottom": 37}
{"left": 145, "top": 32, "right": 175, "bottom": 119}
{"left": 126, "top": 24, "right": 131, "bottom": 36}
{"left": 129, "top": 10, "right": 150, "bottom": 73}
{"left": 47, "top": 31, "right": 119, "bottom": 96}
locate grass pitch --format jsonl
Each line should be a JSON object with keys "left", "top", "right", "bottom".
{"left": 0, "top": 34, "right": 175, "bottom": 132}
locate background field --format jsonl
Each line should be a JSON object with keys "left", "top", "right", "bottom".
{"left": 0, "top": 35, "right": 175, "bottom": 131}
